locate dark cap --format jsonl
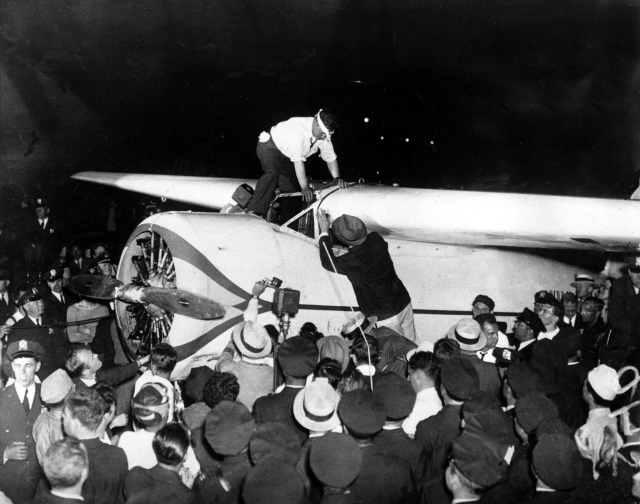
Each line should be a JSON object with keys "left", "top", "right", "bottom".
{"left": 534, "top": 291, "right": 560, "bottom": 306}
{"left": 561, "top": 292, "right": 578, "bottom": 304}
{"left": 243, "top": 458, "right": 305, "bottom": 504}
{"left": 43, "top": 267, "right": 64, "bottom": 282}
{"left": 533, "top": 434, "right": 582, "bottom": 490}
{"left": 184, "top": 366, "right": 215, "bottom": 402}
{"left": 374, "top": 372, "right": 417, "bottom": 420}
{"left": 464, "top": 410, "right": 518, "bottom": 456}
{"left": 0, "top": 269, "right": 10, "bottom": 281}
{"left": 463, "top": 391, "right": 501, "bottom": 423}
{"left": 506, "top": 362, "right": 545, "bottom": 398}
{"left": 250, "top": 422, "right": 302, "bottom": 467}
{"left": 625, "top": 256, "right": 640, "bottom": 273}
{"left": 35, "top": 198, "right": 48, "bottom": 208}
{"left": 278, "top": 336, "right": 319, "bottom": 378}
{"left": 516, "top": 308, "right": 546, "bottom": 337}
{"left": 452, "top": 432, "right": 509, "bottom": 487}
{"left": 205, "top": 400, "right": 255, "bottom": 456}
{"left": 440, "top": 357, "right": 480, "bottom": 401}
{"left": 472, "top": 295, "right": 495, "bottom": 312}
{"left": 331, "top": 215, "right": 367, "bottom": 246}
{"left": 6, "top": 340, "right": 44, "bottom": 361}
{"left": 17, "top": 287, "right": 42, "bottom": 306}
{"left": 94, "top": 252, "right": 112, "bottom": 264}
{"left": 310, "top": 433, "right": 363, "bottom": 488}
{"left": 338, "top": 389, "right": 387, "bottom": 436}
{"left": 515, "top": 392, "right": 559, "bottom": 434}
{"left": 536, "top": 417, "right": 574, "bottom": 439}
{"left": 492, "top": 347, "right": 525, "bottom": 367}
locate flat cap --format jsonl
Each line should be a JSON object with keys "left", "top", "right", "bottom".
{"left": 250, "top": 422, "right": 302, "bottom": 467}
{"left": 452, "top": 431, "right": 509, "bottom": 487}
{"left": 0, "top": 269, "right": 11, "bottom": 281}
{"left": 278, "top": 336, "right": 318, "bottom": 378}
{"left": 506, "top": 362, "right": 545, "bottom": 398}
{"left": 533, "top": 434, "right": 582, "bottom": 490}
{"left": 205, "top": 400, "right": 255, "bottom": 456}
{"left": 534, "top": 291, "right": 561, "bottom": 306}
{"left": 473, "top": 295, "right": 495, "bottom": 312}
{"left": 338, "top": 389, "right": 387, "bottom": 436}
{"left": 243, "top": 457, "right": 304, "bottom": 504}
{"left": 515, "top": 392, "right": 559, "bottom": 434}
{"left": 374, "top": 372, "right": 416, "bottom": 420}
{"left": 440, "top": 357, "right": 480, "bottom": 401}
{"left": 41, "top": 369, "right": 73, "bottom": 404}
{"left": 310, "top": 433, "right": 363, "bottom": 488}
{"left": 516, "top": 308, "right": 546, "bottom": 336}
{"left": 463, "top": 391, "right": 501, "bottom": 423}
{"left": 43, "top": 268, "right": 64, "bottom": 282}
{"left": 317, "top": 336, "right": 351, "bottom": 373}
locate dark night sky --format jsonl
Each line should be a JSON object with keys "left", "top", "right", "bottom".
{"left": 2, "top": 0, "right": 640, "bottom": 207}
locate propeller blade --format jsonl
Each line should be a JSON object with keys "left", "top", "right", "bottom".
{"left": 68, "top": 275, "right": 123, "bottom": 299}
{"left": 140, "top": 288, "right": 226, "bottom": 320}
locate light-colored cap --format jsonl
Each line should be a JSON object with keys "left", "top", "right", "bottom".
{"left": 587, "top": 364, "right": 621, "bottom": 401}
{"left": 41, "top": 369, "right": 73, "bottom": 404}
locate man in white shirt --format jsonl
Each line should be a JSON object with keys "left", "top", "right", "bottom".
{"left": 403, "top": 350, "right": 442, "bottom": 438}
{"left": 246, "top": 110, "right": 348, "bottom": 219}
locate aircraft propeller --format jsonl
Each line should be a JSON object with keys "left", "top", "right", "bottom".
{"left": 68, "top": 274, "right": 226, "bottom": 320}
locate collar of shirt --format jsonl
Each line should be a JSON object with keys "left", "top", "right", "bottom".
{"left": 416, "top": 386, "right": 438, "bottom": 401}
{"left": 452, "top": 499, "right": 481, "bottom": 503}
{"left": 50, "top": 491, "right": 84, "bottom": 501}
{"left": 536, "top": 486, "right": 556, "bottom": 492}
{"left": 635, "top": 286, "right": 639, "bottom": 295}
{"left": 587, "top": 407, "right": 611, "bottom": 421}
{"left": 564, "top": 314, "right": 576, "bottom": 325}
{"left": 28, "top": 315, "right": 42, "bottom": 326}
{"left": 356, "top": 364, "right": 376, "bottom": 376}
{"left": 1, "top": 293, "right": 8, "bottom": 304}
{"left": 39, "top": 217, "right": 49, "bottom": 226}
{"left": 14, "top": 382, "right": 36, "bottom": 406}
{"left": 539, "top": 326, "right": 560, "bottom": 340}
{"left": 503, "top": 404, "right": 515, "bottom": 412}
{"left": 52, "top": 291, "right": 63, "bottom": 302}
{"left": 382, "top": 424, "right": 403, "bottom": 430}
{"left": 519, "top": 339, "right": 536, "bottom": 350}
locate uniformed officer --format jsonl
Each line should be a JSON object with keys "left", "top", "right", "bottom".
{"left": 41, "top": 267, "right": 74, "bottom": 323}
{"left": 0, "top": 340, "right": 46, "bottom": 503}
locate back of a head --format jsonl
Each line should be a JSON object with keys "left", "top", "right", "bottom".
{"left": 153, "top": 423, "right": 190, "bottom": 466}
{"left": 151, "top": 343, "right": 178, "bottom": 375}
{"left": 337, "top": 368, "right": 367, "bottom": 395}
{"left": 408, "top": 351, "right": 438, "bottom": 380}
{"left": 351, "top": 335, "right": 381, "bottom": 366}
{"left": 94, "top": 381, "right": 116, "bottom": 414}
{"left": 43, "top": 438, "right": 88, "bottom": 490}
{"left": 434, "top": 337, "right": 461, "bottom": 368}
{"left": 202, "top": 371, "right": 240, "bottom": 409}
{"left": 314, "top": 358, "right": 342, "bottom": 389}
{"left": 65, "top": 344, "right": 91, "bottom": 379}
{"left": 65, "top": 388, "right": 107, "bottom": 432}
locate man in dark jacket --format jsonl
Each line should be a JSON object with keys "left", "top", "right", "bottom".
{"left": 579, "top": 296, "right": 608, "bottom": 370}
{"left": 415, "top": 357, "right": 480, "bottom": 504}
{"left": 602, "top": 256, "right": 640, "bottom": 369}
{"left": 317, "top": 211, "right": 415, "bottom": 341}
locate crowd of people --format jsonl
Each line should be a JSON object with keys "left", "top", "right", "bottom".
{"left": 0, "top": 197, "right": 638, "bottom": 504}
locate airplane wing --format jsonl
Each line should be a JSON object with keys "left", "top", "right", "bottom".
{"left": 72, "top": 171, "right": 640, "bottom": 252}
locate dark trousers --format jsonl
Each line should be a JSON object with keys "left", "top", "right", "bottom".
{"left": 246, "top": 137, "right": 300, "bottom": 218}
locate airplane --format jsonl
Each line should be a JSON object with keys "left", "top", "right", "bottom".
{"left": 71, "top": 171, "right": 640, "bottom": 379}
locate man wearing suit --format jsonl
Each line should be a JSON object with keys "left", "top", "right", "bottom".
{"left": 63, "top": 388, "right": 128, "bottom": 504}
{"left": 41, "top": 268, "right": 74, "bottom": 323}
{"left": 561, "top": 292, "right": 587, "bottom": 332}
{"left": 0, "top": 269, "right": 14, "bottom": 325}
{"left": 415, "top": 357, "right": 479, "bottom": 504}
{"left": 0, "top": 340, "right": 46, "bottom": 503}
{"left": 252, "top": 336, "right": 317, "bottom": 444}
{"left": 602, "top": 256, "right": 640, "bottom": 369}
{"left": 36, "top": 438, "right": 89, "bottom": 504}
{"left": 513, "top": 308, "right": 545, "bottom": 361}
{"left": 6, "top": 288, "right": 70, "bottom": 381}
{"left": 24, "top": 199, "right": 64, "bottom": 276}
{"left": 68, "top": 244, "right": 90, "bottom": 276}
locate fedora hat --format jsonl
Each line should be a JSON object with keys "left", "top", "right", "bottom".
{"left": 570, "top": 273, "right": 598, "bottom": 287}
{"left": 293, "top": 378, "right": 341, "bottom": 432}
{"left": 317, "top": 336, "right": 351, "bottom": 373}
{"left": 342, "top": 312, "right": 377, "bottom": 340}
{"left": 233, "top": 320, "right": 273, "bottom": 359}
{"left": 331, "top": 215, "right": 367, "bottom": 246}
{"left": 447, "top": 318, "right": 486, "bottom": 352}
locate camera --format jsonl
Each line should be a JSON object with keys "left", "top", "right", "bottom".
{"left": 264, "top": 277, "right": 283, "bottom": 289}
{"left": 273, "top": 288, "right": 300, "bottom": 315}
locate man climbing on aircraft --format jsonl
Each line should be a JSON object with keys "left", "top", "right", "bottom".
{"left": 317, "top": 211, "right": 416, "bottom": 342}
{"left": 246, "top": 110, "right": 349, "bottom": 219}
